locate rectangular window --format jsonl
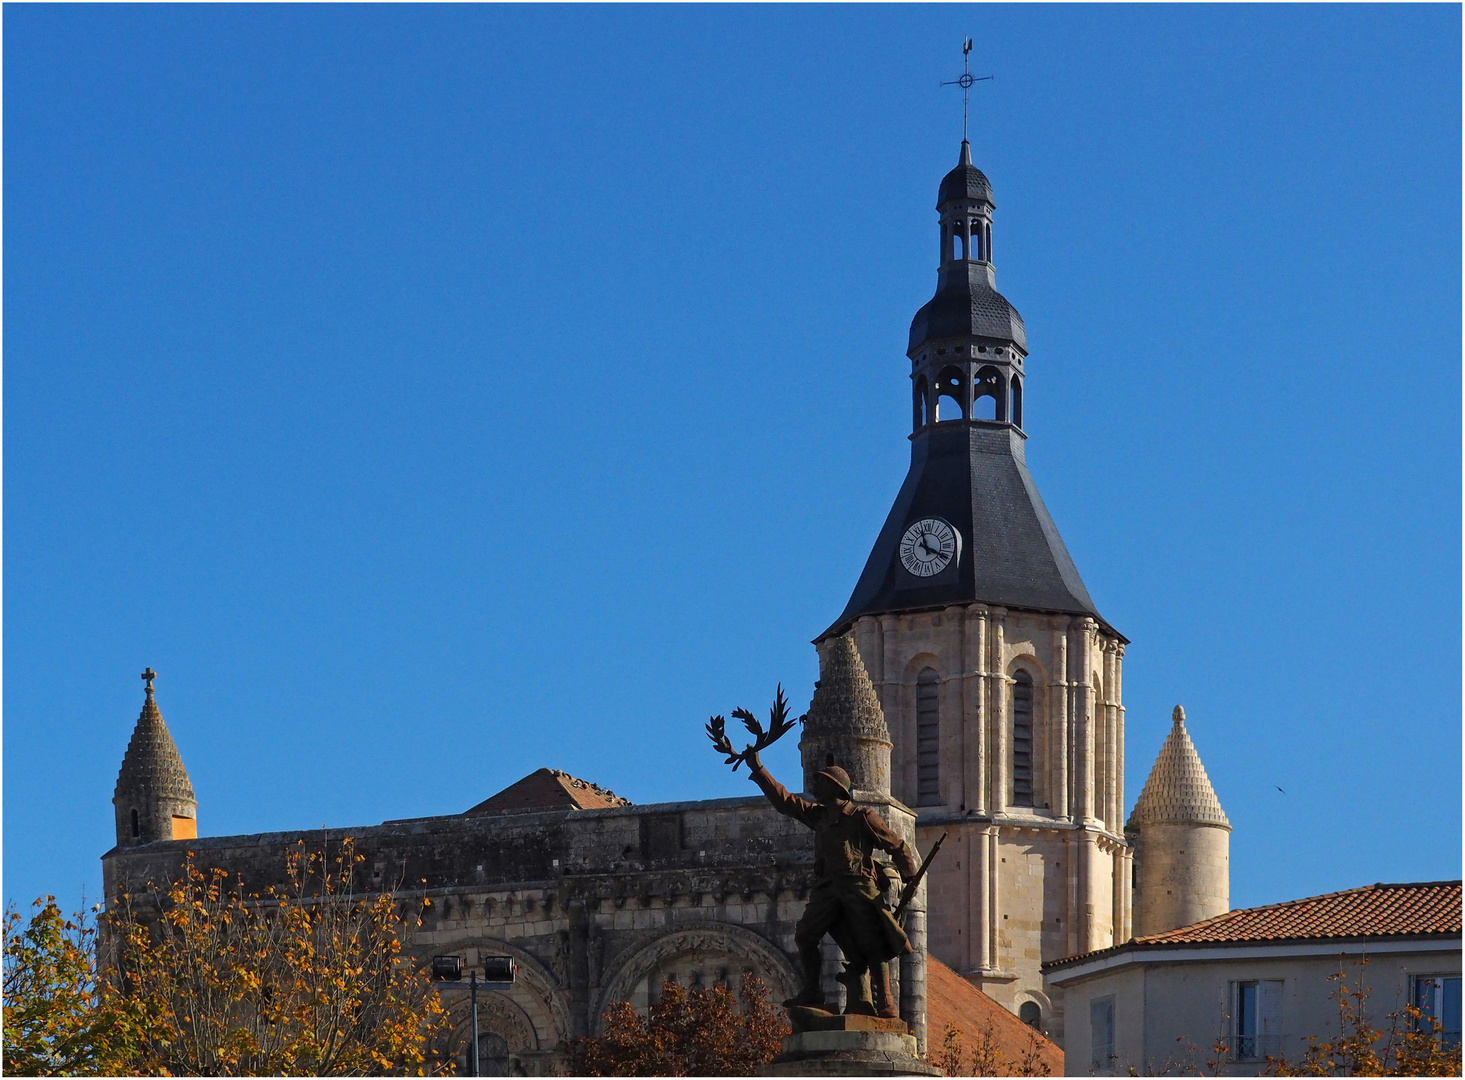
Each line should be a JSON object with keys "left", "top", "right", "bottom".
{"left": 1090, "top": 997, "right": 1115, "bottom": 1074}
{"left": 1413, "top": 975, "right": 1462, "bottom": 1047}
{"left": 1232, "top": 980, "right": 1282, "bottom": 1060}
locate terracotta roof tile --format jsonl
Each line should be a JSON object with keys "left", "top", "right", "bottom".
{"left": 1136, "top": 880, "right": 1461, "bottom": 945}
{"left": 1045, "top": 881, "right": 1462, "bottom": 972}
{"left": 925, "top": 956, "right": 1063, "bottom": 1074}
{"left": 464, "top": 768, "right": 631, "bottom": 815}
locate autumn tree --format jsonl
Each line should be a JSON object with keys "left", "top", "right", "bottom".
{"left": 104, "top": 837, "right": 451, "bottom": 1076}
{"left": 932, "top": 1020, "right": 1052, "bottom": 1078}
{"left": 571, "top": 972, "right": 789, "bottom": 1076}
{"left": 2, "top": 898, "right": 143, "bottom": 1075}
{"left": 1264, "top": 962, "right": 1461, "bottom": 1078}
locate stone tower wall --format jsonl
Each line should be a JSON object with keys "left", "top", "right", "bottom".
{"left": 846, "top": 603, "right": 1131, "bottom": 1043}
{"left": 1131, "top": 822, "right": 1229, "bottom": 937}
{"left": 114, "top": 793, "right": 197, "bottom": 847}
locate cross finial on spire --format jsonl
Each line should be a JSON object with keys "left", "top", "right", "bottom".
{"left": 940, "top": 38, "right": 992, "bottom": 144}
{"left": 142, "top": 668, "right": 157, "bottom": 694}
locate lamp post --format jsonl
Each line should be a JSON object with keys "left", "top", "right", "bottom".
{"left": 432, "top": 954, "right": 517, "bottom": 1077}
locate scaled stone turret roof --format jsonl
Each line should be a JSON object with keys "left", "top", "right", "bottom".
{"left": 1126, "top": 706, "right": 1228, "bottom": 830}
{"left": 804, "top": 635, "right": 890, "bottom": 743}
{"left": 114, "top": 684, "right": 195, "bottom": 805}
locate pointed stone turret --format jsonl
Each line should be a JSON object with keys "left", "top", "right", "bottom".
{"left": 1126, "top": 705, "right": 1229, "bottom": 937}
{"left": 800, "top": 634, "right": 894, "bottom": 797}
{"left": 1128, "top": 706, "right": 1229, "bottom": 829}
{"left": 113, "top": 669, "right": 197, "bottom": 847}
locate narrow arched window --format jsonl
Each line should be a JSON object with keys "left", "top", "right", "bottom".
{"left": 916, "top": 669, "right": 940, "bottom": 805}
{"left": 1012, "top": 671, "right": 1034, "bottom": 807}
{"left": 1010, "top": 376, "right": 1023, "bottom": 428}
{"left": 913, "top": 376, "right": 929, "bottom": 430}
{"left": 1020, "top": 1001, "right": 1041, "bottom": 1029}
{"left": 130, "top": 808, "right": 140, "bottom": 837}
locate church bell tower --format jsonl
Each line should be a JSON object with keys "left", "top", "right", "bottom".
{"left": 818, "top": 141, "right": 1131, "bottom": 1035}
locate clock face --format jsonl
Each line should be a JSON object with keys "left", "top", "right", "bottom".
{"left": 899, "top": 518, "right": 960, "bottom": 577}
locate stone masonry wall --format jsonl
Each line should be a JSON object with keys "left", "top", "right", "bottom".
{"left": 103, "top": 792, "right": 931, "bottom": 1072}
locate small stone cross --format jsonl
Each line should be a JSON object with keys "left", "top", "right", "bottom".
{"left": 141, "top": 668, "right": 157, "bottom": 692}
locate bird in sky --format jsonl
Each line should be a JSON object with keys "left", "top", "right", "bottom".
{"left": 1276, "top": 786, "right": 1287, "bottom": 795}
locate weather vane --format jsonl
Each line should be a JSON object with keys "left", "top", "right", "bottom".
{"left": 940, "top": 38, "right": 992, "bottom": 143}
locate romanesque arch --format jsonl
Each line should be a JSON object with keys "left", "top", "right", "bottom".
{"left": 593, "top": 922, "right": 798, "bottom": 1031}
{"left": 410, "top": 932, "right": 571, "bottom": 1053}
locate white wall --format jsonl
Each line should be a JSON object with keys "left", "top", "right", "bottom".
{"left": 1052, "top": 943, "right": 1461, "bottom": 1076}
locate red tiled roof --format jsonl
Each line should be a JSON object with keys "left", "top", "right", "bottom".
{"left": 464, "top": 768, "right": 632, "bottom": 814}
{"left": 925, "top": 956, "right": 1064, "bottom": 1075}
{"left": 1138, "top": 880, "right": 1461, "bottom": 945}
{"left": 1045, "top": 881, "right": 1462, "bottom": 972}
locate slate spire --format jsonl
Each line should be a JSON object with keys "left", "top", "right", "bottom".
{"left": 799, "top": 635, "right": 893, "bottom": 797}
{"left": 823, "top": 144, "right": 1113, "bottom": 639}
{"left": 1126, "top": 706, "right": 1229, "bottom": 830}
{"left": 113, "top": 669, "right": 198, "bottom": 847}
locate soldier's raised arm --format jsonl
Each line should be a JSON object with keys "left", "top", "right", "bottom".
{"left": 746, "top": 751, "right": 820, "bottom": 829}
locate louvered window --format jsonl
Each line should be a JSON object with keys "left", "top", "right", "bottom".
{"left": 1012, "top": 671, "right": 1034, "bottom": 806}
{"left": 916, "top": 669, "right": 940, "bottom": 805}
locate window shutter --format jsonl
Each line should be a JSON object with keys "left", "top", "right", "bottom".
{"left": 916, "top": 669, "right": 941, "bottom": 805}
{"left": 1259, "top": 980, "right": 1284, "bottom": 1056}
{"left": 1011, "top": 671, "right": 1034, "bottom": 806}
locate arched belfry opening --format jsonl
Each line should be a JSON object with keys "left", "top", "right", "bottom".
{"left": 934, "top": 366, "right": 966, "bottom": 422}
{"left": 974, "top": 365, "right": 1007, "bottom": 422}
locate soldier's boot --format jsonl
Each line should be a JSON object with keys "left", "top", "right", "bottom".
{"left": 871, "top": 962, "right": 900, "bottom": 1020}
{"left": 783, "top": 945, "right": 826, "bottom": 1008}
{"left": 839, "top": 963, "right": 877, "bottom": 1016}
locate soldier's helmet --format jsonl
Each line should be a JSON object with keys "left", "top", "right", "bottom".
{"left": 814, "top": 766, "right": 853, "bottom": 800}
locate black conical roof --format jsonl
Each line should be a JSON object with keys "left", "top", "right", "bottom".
{"left": 908, "top": 263, "right": 1026, "bottom": 353}
{"left": 910, "top": 142, "right": 1024, "bottom": 354}
{"left": 821, "top": 424, "right": 1116, "bottom": 640}
{"left": 937, "top": 141, "right": 993, "bottom": 207}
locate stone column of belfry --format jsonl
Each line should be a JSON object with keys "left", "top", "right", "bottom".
{"left": 802, "top": 634, "right": 929, "bottom": 1054}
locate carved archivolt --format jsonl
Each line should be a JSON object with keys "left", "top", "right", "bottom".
{"left": 445, "top": 989, "right": 538, "bottom": 1052}
{"left": 414, "top": 934, "right": 571, "bottom": 1049}
{"left": 594, "top": 922, "right": 798, "bottom": 1032}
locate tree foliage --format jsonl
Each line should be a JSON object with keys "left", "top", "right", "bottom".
{"left": 931, "top": 1019, "right": 1052, "bottom": 1077}
{"left": 3, "top": 898, "right": 141, "bottom": 1075}
{"left": 5, "top": 839, "right": 450, "bottom": 1076}
{"left": 1264, "top": 962, "right": 1461, "bottom": 1077}
{"left": 571, "top": 973, "right": 789, "bottom": 1076}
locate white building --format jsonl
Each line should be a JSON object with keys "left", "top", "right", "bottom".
{"left": 1044, "top": 880, "right": 1462, "bottom": 1075}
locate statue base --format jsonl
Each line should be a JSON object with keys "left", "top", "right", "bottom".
{"left": 763, "top": 1010, "right": 942, "bottom": 1076}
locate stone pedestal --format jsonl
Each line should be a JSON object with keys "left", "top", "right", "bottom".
{"left": 763, "top": 1010, "right": 942, "bottom": 1076}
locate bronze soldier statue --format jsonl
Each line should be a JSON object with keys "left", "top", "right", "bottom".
{"left": 748, "top": 751, "right": 919, "bottom": 1018}
{"left": 706, "top": 689, "right": 920, "bottom": 1019}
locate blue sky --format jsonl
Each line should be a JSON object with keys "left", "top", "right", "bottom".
{"left": 5, "top": 5, "right": 1459, "bottom": 916}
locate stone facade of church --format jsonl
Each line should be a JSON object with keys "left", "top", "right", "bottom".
{"left": 103, "top": 138, "right": 1232, "bottom": 1072}
{"left": 106, "top": 640, "right": 931, "bottom": 1075}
